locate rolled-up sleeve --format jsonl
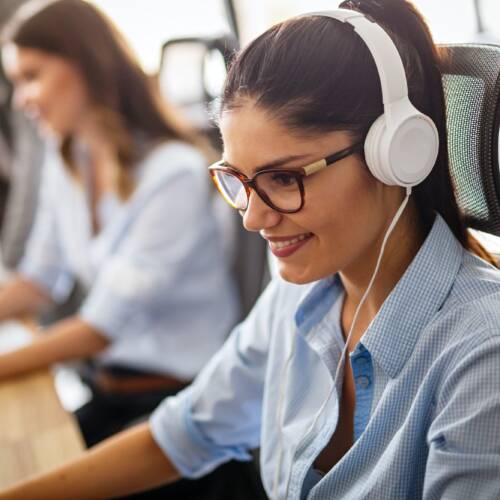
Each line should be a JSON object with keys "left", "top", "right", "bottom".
{"left": 17, "top": 154, "right": 74, "bottom": 303}
{"left": 424, "top": 335, "right": 500, "bottom": 499}
{"left": 150, "top": 279, "right": 279, "bottom": 478}
{"left": 80, "top": 163, "right": 213, "bottom": 340}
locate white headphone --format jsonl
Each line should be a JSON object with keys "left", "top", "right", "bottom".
{"left": 305, "top": 8, "right": 439, "bottom": 187}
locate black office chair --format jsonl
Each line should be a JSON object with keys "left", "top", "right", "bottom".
{"left": 442, "top": 43, "right": 500, "bottom": 236}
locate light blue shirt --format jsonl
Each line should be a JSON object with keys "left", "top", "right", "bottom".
{"left": 151, "top": 214, "right": 500, "bottom": 498}
{"left": 19, "top": 141, "right": 239, "bottom": 380}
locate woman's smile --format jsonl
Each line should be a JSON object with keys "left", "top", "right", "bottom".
{"left": 263, "top": 232, "right": 314, "bottom": 257}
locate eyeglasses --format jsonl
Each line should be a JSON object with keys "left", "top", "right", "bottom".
{"left": 208, "top": 142, "right": 364, "bottom": 214}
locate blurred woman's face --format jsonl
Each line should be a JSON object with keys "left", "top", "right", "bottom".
{"left": 219, "top": 100, "right": 402, "bottom": 285}
{"left": 2, "top": 44, "right": 90, "bottom": 137}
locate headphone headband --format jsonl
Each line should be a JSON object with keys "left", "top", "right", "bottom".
{"left": 299, "top": 8, "right": 439, "bottom": 187}
{"left": 302, "top": 10, "right": 409, "bottom": 114}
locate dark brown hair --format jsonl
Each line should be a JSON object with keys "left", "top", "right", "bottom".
{"left": 222, "top": 0, "right": 495, "bottom": 264}
{"left": 2, "top": 0, "right": 204, "bottom": 198}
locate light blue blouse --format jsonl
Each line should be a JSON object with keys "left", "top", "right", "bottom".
{"left": 19, "top": 141, "right": 239, "bottom": 380}
{"left": 151, "top": 214, "right": 500, "bottom": 498}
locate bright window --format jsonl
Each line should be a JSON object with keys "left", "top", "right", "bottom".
{"left": 88, "top": 0, "right": 229, "bottom": 72}
{"left": 241, "top": 0, "right": 479, "bottom": 45}
{"left": 477, "top": 0, "right": 500, "bottom": 43}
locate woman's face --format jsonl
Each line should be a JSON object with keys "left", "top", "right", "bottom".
{"left": 219, "top": 101, "right": 401, "bottom": 285}
{"left": 2, "top": 44, "right": 90, "bottom": 136}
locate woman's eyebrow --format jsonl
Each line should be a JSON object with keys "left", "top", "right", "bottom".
{"left": 221, "top": 154, "right": 311, "bottom": 174}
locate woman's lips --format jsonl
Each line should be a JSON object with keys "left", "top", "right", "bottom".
{"left": 266, "top": 233, "right": 313, "bottom": 258}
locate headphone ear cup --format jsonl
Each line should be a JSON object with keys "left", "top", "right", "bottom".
{"left": 364, "top": 110, "right": 439, "bottom": 187}
{"left": 387, "top": 113, "right": 439, "bottom": 186}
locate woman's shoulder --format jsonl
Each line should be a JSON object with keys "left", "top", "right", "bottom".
{"left": 442, "top": 251, "right": 500, "bottom": 343}
{"left": 414, "top": 254, "right": 500, "bottom": 402}
{"left": 454, "top": 251, "right": 500, "bottom": 303}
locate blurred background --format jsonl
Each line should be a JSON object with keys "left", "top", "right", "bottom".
{"left": 89, "top": 0, "right": 500, "bottom": 134}
{"left": 90, "top": 0, "right": 500, "bottom": 74}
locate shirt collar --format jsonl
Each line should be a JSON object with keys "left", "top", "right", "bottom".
{"left": 294, "top": 214, "right": 464, "bottom": 378}
{"left": 294, "top": 274, "right": 343, "bottom": 338}
{"left": 361, "top": 213, "right": 464, "bottom": 378}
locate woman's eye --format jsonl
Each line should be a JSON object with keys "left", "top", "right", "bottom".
{"left": 270, "top": 172, "right": 296, "bottom": 187}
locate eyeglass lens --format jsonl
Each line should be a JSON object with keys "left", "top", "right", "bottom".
{"left": 213, "top": 170, "right": 302, "bottom": 212}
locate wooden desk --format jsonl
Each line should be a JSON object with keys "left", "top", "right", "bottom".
{"left": 0, "top": 323, "right": 84, "bottom": 489}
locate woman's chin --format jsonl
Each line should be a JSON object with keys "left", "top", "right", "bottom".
{"left": 278, "top": 264, "right": 317, "bottom": 285}
{"left": 277, "top": 257, "right": 337, "bottom": 284}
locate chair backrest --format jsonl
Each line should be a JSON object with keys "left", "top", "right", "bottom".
{"left": 159, "top": 33, "right": 270, "bottom": 320}
{"left": 442, "top": 43, "right": 500, "bottom": 236}
{"left": 158, "top": 33, "right": 239, "bottom": 151}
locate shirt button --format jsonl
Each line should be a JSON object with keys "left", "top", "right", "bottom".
{"left": 356, "top": 376, "right": 371, "bottom": 389}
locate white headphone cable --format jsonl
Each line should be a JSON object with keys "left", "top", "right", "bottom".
{"left": 331, "top": 186, "right": 412, "bottom": 390}
{"left": 273, "top": 186, "right": 412, "bottom": 500}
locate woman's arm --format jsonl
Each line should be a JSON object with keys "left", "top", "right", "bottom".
{"left": 0, "top": 315, "right": 108, "bottom": 379}
{"left": 0, "top": 276, "right": 53, "bottom": 321}
{"left": 0, "top": 422, "right": 180, "bottom": 499}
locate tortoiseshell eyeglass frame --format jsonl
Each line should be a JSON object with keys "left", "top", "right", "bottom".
{"left": 208, "top": 142, "right": 364, "bottom": 214}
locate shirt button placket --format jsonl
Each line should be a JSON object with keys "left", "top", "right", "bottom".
{"left": 351, "top": 347, "right": 374, "bottom": 441}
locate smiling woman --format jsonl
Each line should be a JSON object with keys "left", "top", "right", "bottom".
{"left": 2, "top": 1, "right": 500, "bottom": 499}
{"left": 3, "top": 44, "right": 90, "bottom": 136}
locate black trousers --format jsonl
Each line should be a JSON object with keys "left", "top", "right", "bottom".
{"left": 75, "top": 370, "right": 267, "bottom": 500}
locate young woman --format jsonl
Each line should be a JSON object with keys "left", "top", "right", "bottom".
{"left": 0, "top": 0, "right": 240, "bottom": 452}
{"left": 2, "top": 0, "right": 500, "bottom": 498}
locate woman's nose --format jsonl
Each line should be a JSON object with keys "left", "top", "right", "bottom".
{"left": 242, "top": 189, "right": 281, "bottom": 232}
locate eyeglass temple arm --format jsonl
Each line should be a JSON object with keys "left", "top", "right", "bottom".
{"left": 303, "top": 142, "right": 364, "bottom": 175}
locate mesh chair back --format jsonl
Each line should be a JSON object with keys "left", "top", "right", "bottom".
{"left": 442, "top": 43, "right": 500, "bottom": 235}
